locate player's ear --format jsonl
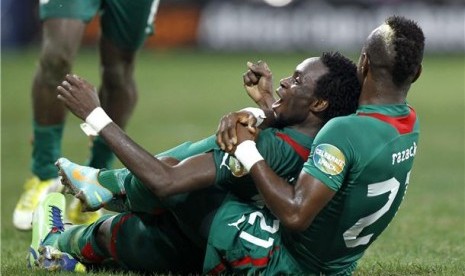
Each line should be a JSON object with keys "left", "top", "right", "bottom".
{"left": 361, "top": 53, "right": 370, "bottom": 78}
{"left": 412, "top": 64, "right": 422, "bottom": 83}
{"left": 310, "top": 99, "right": 328, "bottom": 112}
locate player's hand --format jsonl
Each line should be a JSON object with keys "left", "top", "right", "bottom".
{"left": 56, "top": 74, "right": 101, "bottom": 121}
{"left": 243, "top": 61, "right": 275, "bottom": 109}
{"left": 216, "top": 111, "right": 257, "bottom": 153}
{"left": 236, "top": 123, "right": 258, "bottom": 146}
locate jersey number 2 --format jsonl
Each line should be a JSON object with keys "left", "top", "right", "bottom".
{"left": 343, "top": 172, "right": 410, "bottom": 248}
{"left": 239, "top": 211, "right": 279, "bottom": 248}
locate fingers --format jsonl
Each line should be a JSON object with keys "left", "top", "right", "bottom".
{"left": 245, "top": 114, "right": 257, "bottom": 134}
{"left": 227, "top": 122, "right": 238, "bottom": 149}
{"left": 216, "top": 111, "right": 261, "bottom": 153}
{"left": 64, "top": 73, "right": 80, "bottom": 86}
{"left": 57, "top": 78, "right": 77, "bottom": 101}
{"left": 216, "top": 114, "right": 234, "bottom": 151}
{"left": 243, "top": 69, "right": 259, "bottom": 86}
{"left": 247, "top": 60, "right": 271, "bottom": 77}
{"left": 56, "top": 89, "right": 71, "bottom": 110}
{"left": 65, "top": 74, "right": 93, "bottom": 91}
{"left": 216, "top": 113, "right": 239, "bottom": 152}
{"left": 243, "top": 60, "right": 272, "bottom": 88}
{"left": 60, "top": 76, "right": 80, "bottom": 97}
{"left": 236, "top": 123, "right": 257, "bottom": 145}
{"left": 60, "top": 80, "right": 72, "bottom": 90}
{"left": 216, "top": 116, "right": 227, "bottom": 151}
{"left": 56, "top": 85, "right": 68, "bottom": 94}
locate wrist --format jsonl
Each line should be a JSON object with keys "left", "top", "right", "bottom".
{"left": 240, "top": 107, "right": 266, "bottom": 127}
{"left": 234, "top": 140, "right": 264, "bottom": 171}
{"left": 80, "top": 107, "right": 112, "bottom": 136}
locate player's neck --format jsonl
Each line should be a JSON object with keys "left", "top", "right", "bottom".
{"left": 359, "top": 81, "right": 407, "bottom": 105}
{"left": 291, "top": 120, "right": 322, "bottom": 138}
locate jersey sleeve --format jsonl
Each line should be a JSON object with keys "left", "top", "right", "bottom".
{"left": 212, "top": 129, "right": 307, "bottom": 200}
{"left": 303, "top": 117, "right": 356, "bottom": 191}
{"left": 156, "top": 134, "right": 218, "bottom": 160}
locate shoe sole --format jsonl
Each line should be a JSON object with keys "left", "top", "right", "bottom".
{"left": 37, "top": 245, "right": 86, "bottom": 272}
{"left": 28, "top": 193, "right": 66, "bottom": 268}
{"left": 55, "top": 163, "right": 96, "bottom": 212}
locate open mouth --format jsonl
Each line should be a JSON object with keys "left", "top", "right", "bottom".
{"left": 271, "top": 88, "right": 283, "bottom": 109}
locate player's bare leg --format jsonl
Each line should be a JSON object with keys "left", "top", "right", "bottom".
{"left": 14, "top": 19, "right": 85, "bottom": 230}
{"left": 87, "top": 37, "right": 138, "bottom": 169}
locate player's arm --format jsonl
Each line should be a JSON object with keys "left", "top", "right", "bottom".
{"left": 243, "top": 60, "right": 276, "bottom": 109}
{"left": 216, "top": 61, "right": 279, "bottom": 152}
{"left": 233, "top": 124, "right": 336, "bottom": 231}
{"left": 98, "top": 123, "right": 217, "bottom": 197}
{"left": 57, "top": 74, "right": 216, "bottom": 197}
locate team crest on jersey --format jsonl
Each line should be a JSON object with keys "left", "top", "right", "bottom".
{"left": 220, "top": 153, "right": 248, "bottom": 177}
{"left": 313, "top": 144, "right": 346, "bottom": 175}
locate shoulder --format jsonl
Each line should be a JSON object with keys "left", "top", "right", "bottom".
{"left": 256, "top": 128, "right": 279, "bottom": 145}
{"left": 317, "top": 115, "right": 362, "bottom": 138}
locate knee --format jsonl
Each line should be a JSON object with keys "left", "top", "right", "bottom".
{"left": 38, "top": 48, "right": 74, "bottom": 84}
{"left": 101, "top": 63, "right": 135, "bottom": 93}
{"left": 95, "top": 217, "right": 113, "bottom": 254}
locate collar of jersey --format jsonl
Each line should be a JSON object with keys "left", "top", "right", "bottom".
{"left": 280, "top": 127, "right": 313, "bottom": 149}
{"left": 356, "top": 103, "right": 411, "bottom": 117}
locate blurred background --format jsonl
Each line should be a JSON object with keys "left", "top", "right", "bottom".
{"left": 1, "top": 0, "right": 464, "bottom": 275}
{"left": 2, "top": 0, "right": 465, "bottom": 53}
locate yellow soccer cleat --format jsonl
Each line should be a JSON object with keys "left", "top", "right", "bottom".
{"left": 13, "top": 177, "right": 62, "bottom": 230}
{"left": 28, "top": 192, "right": 86, "bottom": 272}
{"left": 66, "top": 197, "right": 102, "bottom": 225}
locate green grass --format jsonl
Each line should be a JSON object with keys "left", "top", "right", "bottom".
{"left": 1, "top": 48, "right": 464, "bottom": 275}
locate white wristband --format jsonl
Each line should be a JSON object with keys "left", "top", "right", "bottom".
{"left": 240, "top": 107, "right": 266, "bottom": 127}
{"left": 234, "top": 140, "right": 264, "bottom": 171}
{"left": 80, "top": 107, "right": 112, "bottom": 136}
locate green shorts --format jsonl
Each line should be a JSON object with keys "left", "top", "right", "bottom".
{"left": 39, "top": 0, "right": 159, "bottom": 50}
{"left": 204, "top": 195, "right": 302, "bottom": 275}
{"left": 106, "top": 212, "right": 203, "bottom": 273}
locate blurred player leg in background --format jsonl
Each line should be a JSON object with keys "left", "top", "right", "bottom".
{"left": 13, "top": 0, "right": 160, "bottom": 230}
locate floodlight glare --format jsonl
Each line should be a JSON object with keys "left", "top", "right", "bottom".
{"left": 263, "top": 0, "right": 293, "bottom": 7}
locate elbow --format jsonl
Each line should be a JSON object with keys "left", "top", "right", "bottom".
{"left": 280, "top": 214, "right": 314, "bottom": 232}
{"left": 143, "top": 175, "right": 175, "bottom": 198}
{"left": 150, "top": 185, "right": 173, "bottom": 198}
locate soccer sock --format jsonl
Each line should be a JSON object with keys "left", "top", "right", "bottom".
{"left": 156, "top": 134, "right": 218, "bottom": 159}
{"left": 31, "top": 122, "right": 64, "bottom": 180}
{"left": 97, "top": 168, "right": 128, "bottom": 195}
{"left": 97, "top": 168, "right": 167, "bottom": 214}
{"left": 42, "top": 229, "right": 63, "bottom": 248}
{"left": 88, "top": 136, "right": 115, "bottom": 169}
{"left": 123, "top": 173, "right": 167, "bottom": 214}
{"left": 56, "top": 216, "right": 110, "bottom": 263}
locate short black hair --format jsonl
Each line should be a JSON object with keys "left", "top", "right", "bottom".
{"left": 386, "top": 15, "right": 425, "bottom": 87}
{"left": 314, "top": 52, "right": 361, "bottom": 124}
{"left": 367, "top": 16, "right": 425, "bottom": 87}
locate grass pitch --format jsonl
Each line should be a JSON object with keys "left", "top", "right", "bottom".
{"left": 1, "top": 48, "right": 464, "bottom": 275}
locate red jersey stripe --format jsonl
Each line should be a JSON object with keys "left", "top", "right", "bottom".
{"left": 230, "top": 246, "right": 280, "bottom": 268}
{"left": 81, "top": 242, "right": 105, "bottom": 263}
{"left": 208, "top": 261, "right": 227, "bottom": 275}
{"left": 276, "top": 132, "right": 310, "bottom": 160}
{"left": 109, "top": 213, "right": 134, "bottom": 261}
{"left": 231, "top": 255, "right": 269, "bottom": 267}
